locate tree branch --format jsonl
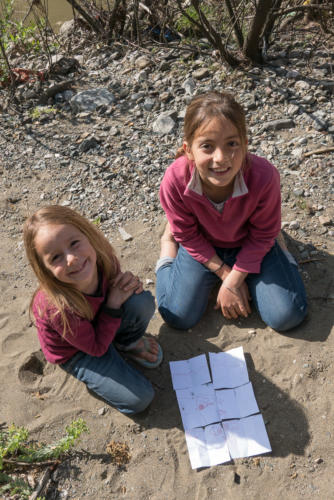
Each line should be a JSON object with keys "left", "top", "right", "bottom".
{"left": 65, "top": 0, "right": 104, "bottom": 34}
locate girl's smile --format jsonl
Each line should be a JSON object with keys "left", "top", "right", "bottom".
{"left": 184, "top": 116, "right": 246, "bottom": 201}
{"left": 34, "top": 223, "right": 98, "bottom": 294}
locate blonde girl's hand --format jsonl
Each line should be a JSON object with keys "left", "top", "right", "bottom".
{"left": 107, "top": 272, "right": 143, "bottom": 309}
{"left": 215, "top": 280, "right": 251, "bottom": 319}
{"left": 111, "top": 271, "right": 143, "bottom": 294}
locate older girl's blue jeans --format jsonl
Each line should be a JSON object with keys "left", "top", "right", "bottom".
{"left": 60, "top": 291, "right": 155, "bottom": 415}
{"left": 156, "top": 243, "right": 307, "bottom": 332}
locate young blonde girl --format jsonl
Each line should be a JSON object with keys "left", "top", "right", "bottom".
{"left": 156, "top": 91, "right": 307, "bottom": 331}
{"left": 24, "top": 205, "right": 162, "bottom": 415}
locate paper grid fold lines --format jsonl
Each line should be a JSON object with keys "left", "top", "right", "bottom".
{"left": 209, "top": 346, "right": 249, "bottom": 389}
{"left": 185, "top": 415, "right": 271, "bottom": 469}
{"left": 216, "top": 382, "right": 259, "bottom": 420}
{"left": 185, "top": 423, "right": 230, "bottom": 469}
{"left": 176, "top": 383, "right": 220, "bottom": 430}
{"left": 169, "top": 347, "right": 272, "bottom": 469}
{"left": 170, "top": 354, "right": 211, "bottom": 389}
{"left": 223, "top": 414, "right": 272, "bottom": 459}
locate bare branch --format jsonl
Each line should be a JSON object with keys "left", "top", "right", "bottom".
{"left": 65, "top": 0, "right": 104, "bottom": 34}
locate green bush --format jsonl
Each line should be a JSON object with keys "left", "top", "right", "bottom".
{"left": 0, "top": 419, "right": 89, "bottom": 499}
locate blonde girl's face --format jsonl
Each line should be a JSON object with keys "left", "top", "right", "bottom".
{"left": 184, "top": 116, "right": 246, "bottom": 199}
{"left": 34, "top": 223, "right": 98, "bottom": 295}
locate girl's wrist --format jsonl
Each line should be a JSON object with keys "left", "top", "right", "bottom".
{"left": 107, "top": 297, "right": 123, "bottom": 309}
{"left": 223, "top": 269, "right": 248, "bottom": 288}
{"left": 214, "top": 261, "right": 224, "bottom": 274}
{"left": 215, "top": 263, "right": 229, "bottom": 280}
{"left": 221, "top": 282, "right": 239, "bottom": 295}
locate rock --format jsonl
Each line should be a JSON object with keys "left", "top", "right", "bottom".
{"left": 143, "top": 97, "right": 155, "bottom": 111}
{"left": 182, "top": 77, "right": 196, "bottom": 95}
{"left": 118, "top": 227, "right": 133, "bottom": 241}
{"left": 262, "top": 119, "right": 295, "bottom": 131}
{"left": 319, "top": 215, "right": 331, "bottom": 226}
{"left": 295, "top": 80, "right": 311, "bottom": 91}
{"left": 59, "top": 19, "right": 75, "bottom": 35}
{"left": 70, "top": 89, "right": 116, "bottom": 113}
{"left": 79, "top": 136, "right": 99, "bottom": 152}
{"left": 152, "top": 113, "right": 176, "bottom": 135}
{"left": 289, "top": 220, "right": 300, "bottom": 230}
{"left": 98, "top": 406, "right": 107, "bottom": 415}
{"left": 135, "top": 56, "right": 151, "bottom": 69}
{"left": 48, "top": 56, "right": 80, "bottom": 75}
{"left": 287, "top": 104, "right": 299, "bottom": 115}
{"left": 286, "top": 70, "right": 300, "bottom": 79}
{"left": 192, "top": 68, "right": 210, "bottom": 80}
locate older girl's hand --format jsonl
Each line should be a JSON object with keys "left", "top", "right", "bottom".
{"left": 215, "top": 280, "right": 251, "bottom": 319}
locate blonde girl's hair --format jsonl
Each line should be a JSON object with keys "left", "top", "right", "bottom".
{"left": 175, "top": 91, "right": 248, "bottom": 159}
{"left": 24, "top": 205, "right": 119, "bottom": 336}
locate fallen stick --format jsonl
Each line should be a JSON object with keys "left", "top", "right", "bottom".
{"left": 29, "top": 466, "right": 53, "bottom": 500}
{"left": 3, "top": 458, "right": 59, "bottom": 467}
{"left": 298, "top": 258, "right": 323, "bottom": 264}
{"left": 304, "top": 146, "right": 334, "bottom": 157}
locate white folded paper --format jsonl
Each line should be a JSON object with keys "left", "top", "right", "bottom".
{"left": 176, "top": 383, "right": 220, "bottom": 430}
{"left": 209, "top": 346, "right": 249, "bottom": 389}
{"left": 185, "top": 423, "right": 230, "bottom": 469}
{"left": 170, "top": 353, "right": 211, "bottom": 389}
{"left": 169, "top": 346, "right": 272, "bottom": 469}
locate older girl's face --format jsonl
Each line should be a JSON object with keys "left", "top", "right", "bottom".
{"left": 34, "top": 223, "right": 98, "bottom": 294}
{"left": 184, "top": 116, "right": 246, "bottom": 200}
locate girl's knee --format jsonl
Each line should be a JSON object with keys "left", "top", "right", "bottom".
{"left": 158, "top": 306, "right": 199, "bottom": 330}
{"left": 120, "top": 384, "right": 155, "bottom": 415}
{"left": 262, "top": 301, "right": 308, "bottom": 332}
{"left": 125, "top": 291, "right": 155, "bottom": 320}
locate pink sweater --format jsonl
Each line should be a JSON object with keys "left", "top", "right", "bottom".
{"left": 33, "top": 275, "right": 121, "bottom": 364}
{"left": 160, "top": 154, "right": 281, "bottom": 274}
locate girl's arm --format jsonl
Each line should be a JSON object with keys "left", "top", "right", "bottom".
{"left": 233, "top": 165, "right": 281, "bottom": 274}
{"left": 160, "top": 172, "right": 217, "bottom": 264}
{"left": 34, "top": 307, "right": 122, "bottom": 361}
{"left": 204, "top": 255, "right": 251, "bottom": 319}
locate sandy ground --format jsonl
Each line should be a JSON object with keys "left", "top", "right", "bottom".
{"left": 1, "top": 211, "right": 334, "bottom": 499}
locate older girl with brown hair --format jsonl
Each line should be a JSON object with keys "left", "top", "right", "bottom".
{"left": 156, "top": 91, "right": 307, "bottom": 332}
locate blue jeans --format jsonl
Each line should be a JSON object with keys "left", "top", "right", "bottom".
{"left": 156, "top": 243, "right": 308, "bottom": 332}
{"left": 61, "top": 291, "right": 155, "bottom": 415}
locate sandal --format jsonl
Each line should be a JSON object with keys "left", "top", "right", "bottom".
{"left": 125, "top": 337, "right": 163, "bottom": 369}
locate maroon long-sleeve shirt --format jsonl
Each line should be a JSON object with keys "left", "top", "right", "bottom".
{"left": 160, "top": 154, "right": 281, "bottom": 273}
{"left": 33, "top": 275, "right": 121, "bottom": 364}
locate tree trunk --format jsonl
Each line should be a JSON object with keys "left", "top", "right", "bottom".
{"left": 224, "top": 0, "right": 244, "bottom": 48}
{"left": 65, "top": 0, "right": 104, "bottom": 35}
{"left": 243, "top": 0, "right": 274, "bottom": 62}
{"left": 190, "top": 0, "right": 240, "bottom": 66}
{"left": 263, "top": 0, "right": 283, "bottom": 43}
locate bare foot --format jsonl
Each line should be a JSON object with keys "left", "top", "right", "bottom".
{"left": 160, "top": 222, "right": 178, "bottom": 259}
{"left": 126, "top": 337, "right": 163, "bottom": 368}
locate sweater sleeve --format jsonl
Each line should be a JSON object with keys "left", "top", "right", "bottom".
{"left": 160, "top": 169, "right": 216, "bottom": 264}
{"left": 33, "top": 299, "right": 121, "bottom": 363}
{"left": 60, "top": 311, "right": 121, "bottom": 356}
{"left": 233, "top": 166, "right": 281, "bottom": 273}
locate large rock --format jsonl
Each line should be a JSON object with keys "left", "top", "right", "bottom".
{"left": 152, "top": 112, "right": 177, "bottom": 135}
{"left": 261, "top": 119, "right": 295, "bottom": 131}
{"left": 70, "top": 88, "right": 116, "bottom": 113}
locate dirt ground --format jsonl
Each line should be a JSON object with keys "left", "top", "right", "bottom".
{"left": 0, "top": 204, "right": 333, "bottom": 499}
